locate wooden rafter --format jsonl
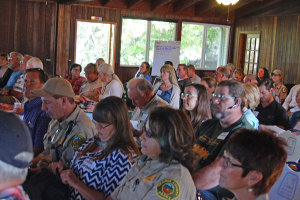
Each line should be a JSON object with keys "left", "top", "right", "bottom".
{"left": 235, "top": 0, "right": 284, "bottom": 18}
{"left": 151, "top": 0, "right": 173, "bottom": 11}
{"left": 194, "top": 0, "right": 217, "bottom": 16}
{"left": 173, "top": 0, "right": 204, "bottom": 13}
{"left": 215, "top": 0, "right": 259, "bottom": 17}
{"left": 126, "top": 0, "right": 144, "bottom": 8}
{"left": 99, "top": 0, "right": 110, "bottom": 6}
{"left": 58, "top": 0, "right": 94, "bottom": 3}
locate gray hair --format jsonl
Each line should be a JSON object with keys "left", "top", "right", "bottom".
{"left": 26, "top": 57, "right": 43, "bottom": 69}
{"left": 0, "top": 152, "right": 32, "bottom": 182}
{"left": 127, "top": 78, "right": 153, "bottom": 95}
{"left": 9, "top": 52, "right": 23, "bottom": 61}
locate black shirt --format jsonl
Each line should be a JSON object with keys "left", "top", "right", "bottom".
{"left": 255, "top": 100, "right": 289, "bottom": 128}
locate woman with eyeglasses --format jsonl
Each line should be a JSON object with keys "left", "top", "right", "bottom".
{"left": 219, "top": 128, "right": 287, "bottom": 200}
{"left": 51, "top": 96, "right": 140, "bottom": 200}
{"left": 182, "top": 83, "right": 212, "bottom": 130}
{"left": 153, "top": 64, "right": 181, "bottom": 109}
{"left": 134, "top": 61, "right": 152, "bottom": 83}
{"left": 108, "top": 107, "right": 199, "bottom": 200}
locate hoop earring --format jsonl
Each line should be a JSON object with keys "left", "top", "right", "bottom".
{"left": 248, "top": 188, "right": 253, "bottom": 192}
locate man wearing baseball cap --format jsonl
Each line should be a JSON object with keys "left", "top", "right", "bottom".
{"left": 0, "top": 111, "right": 33, "bottom": 199}
{"left": 31, "top": 78, "right": 96, "bottom": 167}
{"left": 272, "top": 69, "right": 287, "bottom": 104}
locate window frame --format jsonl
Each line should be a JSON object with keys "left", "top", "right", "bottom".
{"left": 120, "top": 17, "right": 178, "bottom": 67}
{"left": 181, "top": 21, "right": 231, "bottom": 70}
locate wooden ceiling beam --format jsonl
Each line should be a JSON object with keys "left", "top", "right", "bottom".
{"left": 99, "top": 0, "right": 110, "bottom": 6}
{"left": 151, "top": 0, "right": 173, "bottom": 11}
{"left": 173, "top": 0, "right": 204, "bottom": 13}
{"left": 235, "top": 0, "right": 284, "bottom": 18}
{"left": 58, "top": 0, "right": 94, "bottom": 3}
{"left": 251, "top": 0, "right": 300, "bottom": 16}
{"left": 126, "top": 0, "right": 144, "bottom": 8}
{"left": 194, "top": 0, "right": 217, "bottom": 16}
{"left": 215, "top": 0, "right": 259, "bottom": 17}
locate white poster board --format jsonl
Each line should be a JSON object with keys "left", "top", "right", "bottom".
{"left": 151, "top": 41, "right": 181, "bottom": 77}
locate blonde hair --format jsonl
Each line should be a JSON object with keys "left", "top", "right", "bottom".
{"left": 160, "top": 64, "right": 178, "bottom": 87}
{"left": 242, "top": 83, "right": 260, "bottom": 110}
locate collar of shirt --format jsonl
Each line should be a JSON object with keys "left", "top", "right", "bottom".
{"left": 24, "top": 97, "right": 42, "bottom": 112}
{"left": 58, "top": 105, "right": 80, "bottom": 129}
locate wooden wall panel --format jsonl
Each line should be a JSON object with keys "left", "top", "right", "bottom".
{"left": 0, "top": 0, "right": 57, "bottom": 75}
{"left": 233, "top": 15, "right": 300, "bottom": 84}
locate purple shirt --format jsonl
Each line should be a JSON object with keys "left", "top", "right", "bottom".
{"left": 23, "top": 97, "right": 51, "bottom": 149}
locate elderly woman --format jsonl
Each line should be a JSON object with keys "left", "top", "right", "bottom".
{"left": 52, "top": 96, "right": 140, "bottom": 200}
{"left": 219, "top": 129, "right": 287, "bottom": 200}
{"left": 153, "top": 64, "right": 180, "bottom": 109}
{"left": 108, "top": 107, "right": 198, "bottom": 200}
{"left": 65, "top": 63, "right": 86, "bottom": 95}
{"left": 242, "top": 83, "right": 260, "bottom": 129}
{"left": 134, "top": 61, "right": 152, "bottom": 82}
{"left": 78, "top": 63, "right": 103, "bottom": 102}
{"left": 182, "top": 83, "right": 211, "bottom": 130}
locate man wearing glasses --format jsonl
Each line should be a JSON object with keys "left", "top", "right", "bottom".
{"left": 193, "top": 80, "right": 253, "bottom": 196}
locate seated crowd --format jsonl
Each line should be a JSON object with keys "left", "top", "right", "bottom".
{"left": 0, "top": 51, "right": 298, "bottom": 200}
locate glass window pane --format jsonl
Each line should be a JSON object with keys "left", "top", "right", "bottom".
{"left": 120, "top": 19, "right": 147, "bottom": 65}
{"left": 149, "top": 21, "right": 176, "bottom": 65}
{"left": 245, "top": 51, "right": 249, "bottom": 62}
{"left": 250, "top": 51, "right": 254, "bottom": 62}
{"left": 246, "top": 38, "right": 251, "bottom": 50}
{"left": 76, "top": 21, "right": 112, "bottom": 68}
{"left": 205, "top": 26, "right": 221, "bottom": 69}
{"left": 180, "top": 23, "right": 204, "bottom": 68}
{"left": 244, "top": 63, "right": 248, "bottom": 74}
{"left": 256, "top": 38, "right": 260, "bottom": 51}
{"left": 249, "top": 63, "right": 253, "bottom": 74}
{"left": 251, "top": 38, "right": 256, "bottom": 50}
{"left": 254, "top": 51, "right": 259, "bottom": 63}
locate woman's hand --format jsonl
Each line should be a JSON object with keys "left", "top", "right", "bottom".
{"left": 60, "top": 169, "right": 80, "bottom": 187}
{"left": 50, "top": 162, "right": 65, "bottom": 175}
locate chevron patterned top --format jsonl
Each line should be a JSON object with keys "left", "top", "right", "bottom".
{"left": 70, "top": 137, "right": 135, "bottom": 199}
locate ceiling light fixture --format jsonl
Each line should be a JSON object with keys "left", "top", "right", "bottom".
{"left": 216, "top": 0, "right": 239, "bottom": 22}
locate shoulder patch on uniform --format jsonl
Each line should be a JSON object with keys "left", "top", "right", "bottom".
{"left": 282, "top": 87, "right": 287, "bottom": 93}
{"left": 69, "top": 134, "right": 86, "bottom": 150}
{"left": 156, "top": 178, "right": 180, "bottom": 200}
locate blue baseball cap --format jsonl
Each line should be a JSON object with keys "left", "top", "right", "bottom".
{"left": 0, "top": 111, "right": 33, "bottom": 168}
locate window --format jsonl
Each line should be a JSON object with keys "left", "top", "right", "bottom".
{"left": 75, "top": 20, "right": 116, "bottom": 70}
{"left": 180, "top": 22, "right": 230, "bottom": 69}
{"left": 120, "top": 18, "right": 176, "bottom": 66}
{"left": 244, "top": 34, "right": 260, "bottom": 75}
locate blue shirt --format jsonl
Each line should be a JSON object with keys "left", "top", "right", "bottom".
{"left": 157, "top": 86, "right": 173, "bottom": 104}
{"left": 23, "top": 97, "right": 51, "bottom": 149}
{"left": 244, "top": 109, "right": 259, "bottom": 129}
{"left": 3, "top": 69, "right": 22, "bottom": 90}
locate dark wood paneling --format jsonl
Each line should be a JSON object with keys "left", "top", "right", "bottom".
{"left": 0, "top": 0, "right": 57, "bottom": 75}
{"left": 233, "top": 15, "right": 300, "bottom": 84}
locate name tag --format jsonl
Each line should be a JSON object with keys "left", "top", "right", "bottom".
{"left": 141, "top": 113, "right": 148, "bottom": 121}
{"left": 81, "top": 158, "right": 96, "bottom": 172}
{"left": 157, "top": 90, "right": 162, "bottom": 95}
{"left": 217, "top": 132, "right": 229, "bottom": 140}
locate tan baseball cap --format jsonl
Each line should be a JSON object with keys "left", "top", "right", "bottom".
{"left": 272, "top": 69, "right": 283, "bottom": 76}
{"left": 31, "top": 78, "right": 75, "bottom": 98}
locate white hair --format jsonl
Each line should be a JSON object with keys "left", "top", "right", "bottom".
{"left": 9, "top": 52, "right": 23, "bottom": 61}
{"left": 26, "top": 57, "right": 43, "bottom": 69}
{"left": 0, "top": 152, "right": 33, "bottom": 182}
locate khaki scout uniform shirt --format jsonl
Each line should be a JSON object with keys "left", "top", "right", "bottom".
{"left": 42, "top": 106, "right": 96, "bottom": 166}
{"left": 273, "top": 82, "right": 287, "bottom": 104}
{"left": 131, "top": 95, "right": 167, "bottom": 131}
{"left": 111, "top": 159, "right": 196, "bottom": 200}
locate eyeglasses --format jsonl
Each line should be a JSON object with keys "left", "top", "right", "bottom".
{"left": 212, "top": 93, "right": 236, "bottom": 101}
{"left": 142, "top": 126, "right": 154, "bottom": 138}
{"left": 93, "top": 120, "right": 112, "bottom": 130}
{"left": 222, "top": 151, "right": 252, "bottom": 171}
{"left": 181, "top": 93, "right": 197, "bottom": 99}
